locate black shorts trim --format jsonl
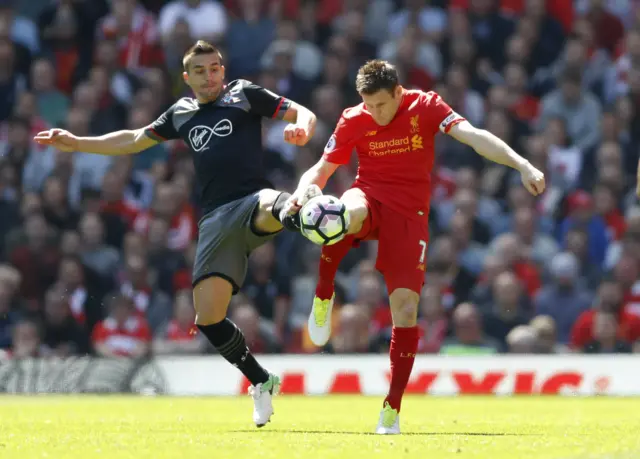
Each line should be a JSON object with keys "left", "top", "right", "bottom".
{"left": 192, "top": 272, "right": 241, "bottom": 295}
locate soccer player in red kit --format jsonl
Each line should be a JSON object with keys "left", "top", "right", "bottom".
{"left": 286, "top": 60, "right": 545, "bottom": 434}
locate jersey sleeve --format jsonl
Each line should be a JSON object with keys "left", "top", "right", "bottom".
{"left": 422, "top": 91, "right": 466, "bottom": 135}
{"left": 243, "top": 82, "right": 291, "bottom": 120}
{"left": 145, "top": 103, "right": 180, "bottom": 141}
{"left": 322, "top": 113, "right": 356, "bottom": 165}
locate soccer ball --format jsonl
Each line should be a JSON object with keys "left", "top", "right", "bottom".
{"left": 300, "top": 195, "right": 350, "bottom": 245}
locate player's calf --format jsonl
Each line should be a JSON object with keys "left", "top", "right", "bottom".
{"left": 379, "top": 287, "right": 421, "bottom": 427}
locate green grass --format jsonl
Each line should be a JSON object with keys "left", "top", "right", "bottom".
{"left": 0, "top": 396, "right": 638, "bottom": 459}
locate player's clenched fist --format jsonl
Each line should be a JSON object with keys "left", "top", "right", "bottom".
{"left": 519, "top": 163, "right": 546, "bottom": 196}
{"left": 283, "top": 125, "right": 310, "bottom": 146}
{"left": 34, "top": 129, "right": 79, "bottom": 152}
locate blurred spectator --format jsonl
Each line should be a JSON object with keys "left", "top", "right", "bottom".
{"left": 97, "top": 0, "right": 164, "bottom": 73}
{"left": 530, "top": 315, "right": 566, "bottom": 354}
{"left": 325, "top": 303, "right": 381, "bottom": 354}
{"left": 417, "top": 283, "right": 448, "bottom": 353}
{"left": 158, "top": 0, "right": 227, "bottom": 46}
{"left": 244, "top": 241, "right": 291, "bottom": 341}
{"left": 10, "top": 319, "right": 42, "bottom": 358}
{"left": 55, "top": 255, "right": 104, "bottom": 330}
{"left": 92, "top": 293, "right": 151, "bottom": 358}
{"left": 41, "top": 284, "right": 90, "bottom": 357}
{"left": 133, "top": 180, "right": 196, "bottom": 251}
{"left": 9, "top": 212, "right": 60, "bottom": 307}
{"left": 427, "top": 234, "right": 477, "bottom": 307}
{"left": 42, "top": 174, "right": 78, "bottom": 231}
{"left": 538, "top": 67, "right": 602, "bottom": 153}
{"left": 118, "top": 254, "right": 172, "bottom": 333}
{"left": 260, "top": 18, "right": 323, "bottom": 81}
{"left": 225, "top": 0, "right": 276, "bottom": 79}
{"left": 0, "top": 0, "right": 39, "bottom": 54}
{"left": 37, "top": 0, "right": 95, "bottom": 94}
{"left": 506, "top": 325, "right": 537, "bottom": 353}
{"left": 534, "top": 252, "right": 592, "bottom": 344}
{"left": 583, "top": 311, "right": 633, "bottom": 353}
{"left": 564, "top": 227, "right": 602, "bottom": 288}
{"left": 558, "top": 190, "right": 609, "bottom": 268}
{"left": 79, "top": 212, "right": 120, "bottom": 283}
{"left": 0, "top": 265, "right": 21, "bottom": 349}
{"left": 30, "top": 57, "right": 69, "bottom": 127}
{"left": 570, "top": 277, "right": 640, "bottom": 350}
{"left": 482, "top": 271, "right": 530, "bottom": 351}
{"left": 153, "top": 289, "right": 208, "bottom": 355}
{"left": 230, "top": 298, "right": 281, "bottom": 353}
{"left": 440, "top": 302, "right": 499, "bottom": 355}
{"left": 470, "top": 254, "right": 508, "bottom": 307}
{"left": 0, "top": 38, "right": 27, "bottom": 122}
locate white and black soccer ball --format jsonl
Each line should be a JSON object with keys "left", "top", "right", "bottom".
{"left": 300, "top": 195, "right": 350, "bottom": 245}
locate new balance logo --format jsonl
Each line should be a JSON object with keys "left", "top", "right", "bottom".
{"left": 400, "top": 352, "right": 417, "bottom": 358}
{"left": 365, "top": 130, "right": 377, "bottom": 136}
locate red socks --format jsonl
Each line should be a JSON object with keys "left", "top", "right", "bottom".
{"left": 384, "top": 326, "right": 419, "bottom": 413}
{"left": 315, "top": 234, "right": 355, "bottom": 300}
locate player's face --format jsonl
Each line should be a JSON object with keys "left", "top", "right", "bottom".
{"left": 183, "top": 53, "right": 225, "bottom": 102}
{"left": 360, "top": 86, "right": 403, "bottom": 126}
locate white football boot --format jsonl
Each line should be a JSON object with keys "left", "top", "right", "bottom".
{"left": 248, "top": 373, "right": 280, "bottom": 427}
{"left": 375, "top": 402, "right": 401, "bottom": 434}
{"left": 307, "top": 293, "right": 335, "bottom": 346}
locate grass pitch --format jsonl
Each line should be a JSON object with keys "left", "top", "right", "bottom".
{"left": 0, "top": 395, "right": 638, "bottom": 459}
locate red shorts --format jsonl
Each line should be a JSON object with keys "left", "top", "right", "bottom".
{"left": 343, "top": 187, "right": 429, "bottom": 294}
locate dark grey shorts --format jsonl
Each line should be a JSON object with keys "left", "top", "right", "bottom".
{"left": 192, "top": 191, "right": 282, "bottom": 294}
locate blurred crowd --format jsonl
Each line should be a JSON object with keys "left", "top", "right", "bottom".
{"left": 0, "top": 0, "right": 639, "bottom": 360}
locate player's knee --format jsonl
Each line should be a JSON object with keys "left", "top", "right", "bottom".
{"left": 389, "top": 288, "right": 419, "bottom": 327}
{"left": 342, "top": 198, "right": 368, "bottom": 234}
{"left": 193, "top": 276, "right": 233, "bottom": 325}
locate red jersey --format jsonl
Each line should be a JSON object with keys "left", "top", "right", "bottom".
{"left": 91, "top": 316, "right": 151, "bottom": 357}
{"left": 323, "top": 90, "right": 465, "bottom": 221}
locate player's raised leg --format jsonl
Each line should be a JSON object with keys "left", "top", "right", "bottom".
{"left": 374, "top": 216, "right": 426, "bottom": 434}
{"left": 308, "top": 188, "right": 372, "bottom": 346}
{"left": 193, "top": 276, "right": 279, "bottom": 427}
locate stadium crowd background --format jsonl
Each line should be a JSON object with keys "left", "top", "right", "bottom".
{"left": 0, "top": 0, "right": 639, "bottom": 359}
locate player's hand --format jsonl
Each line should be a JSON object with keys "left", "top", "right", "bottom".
{"left": 519, "top": 163, "right": 546, "bottom": 196}
{"left": 284, "top": 184, "right": 321, "bottom": 215}
{"left": 33, "top": 129, "right": 79, "bottom": 152}
{"left": 283, "top": 124, "right": 310, "bottom": 146}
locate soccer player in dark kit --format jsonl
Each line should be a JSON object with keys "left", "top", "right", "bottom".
{"left": 34, "top": 41, "right": 319, "bottom": 427}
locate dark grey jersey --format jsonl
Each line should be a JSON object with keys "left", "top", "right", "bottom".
{"left": 145, "top": 79, "right": 291, "bottom": 213}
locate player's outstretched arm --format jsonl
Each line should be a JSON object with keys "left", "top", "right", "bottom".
{"left": 34, "top": 128, "right": 159, "bottom": 156}
{"left": 447, "top": 120, "right": 546, "bottom": 196}
{"left": 286, "top": 158, "right": 341, "bottom": 213}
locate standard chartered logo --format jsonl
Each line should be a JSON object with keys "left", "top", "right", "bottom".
{"left": 367, "top": 134, "right": 424, "bottom": 157}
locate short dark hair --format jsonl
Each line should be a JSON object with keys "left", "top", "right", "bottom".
{"left": 355, "top": 60, "right": 399, "bottom": 95}
{"left": 182, "top": 40, "right": 222, "bottom": 72}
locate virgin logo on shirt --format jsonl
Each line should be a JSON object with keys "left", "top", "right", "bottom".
{"left": 188, "top": 119, "right": 233, "bottom": 151}
{"left": 188, "top": 125, "right": 214, "bottom": 152}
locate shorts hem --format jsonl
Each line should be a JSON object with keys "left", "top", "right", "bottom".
{"left": 192, "top": 272, "right": 241, "bottom": 295}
